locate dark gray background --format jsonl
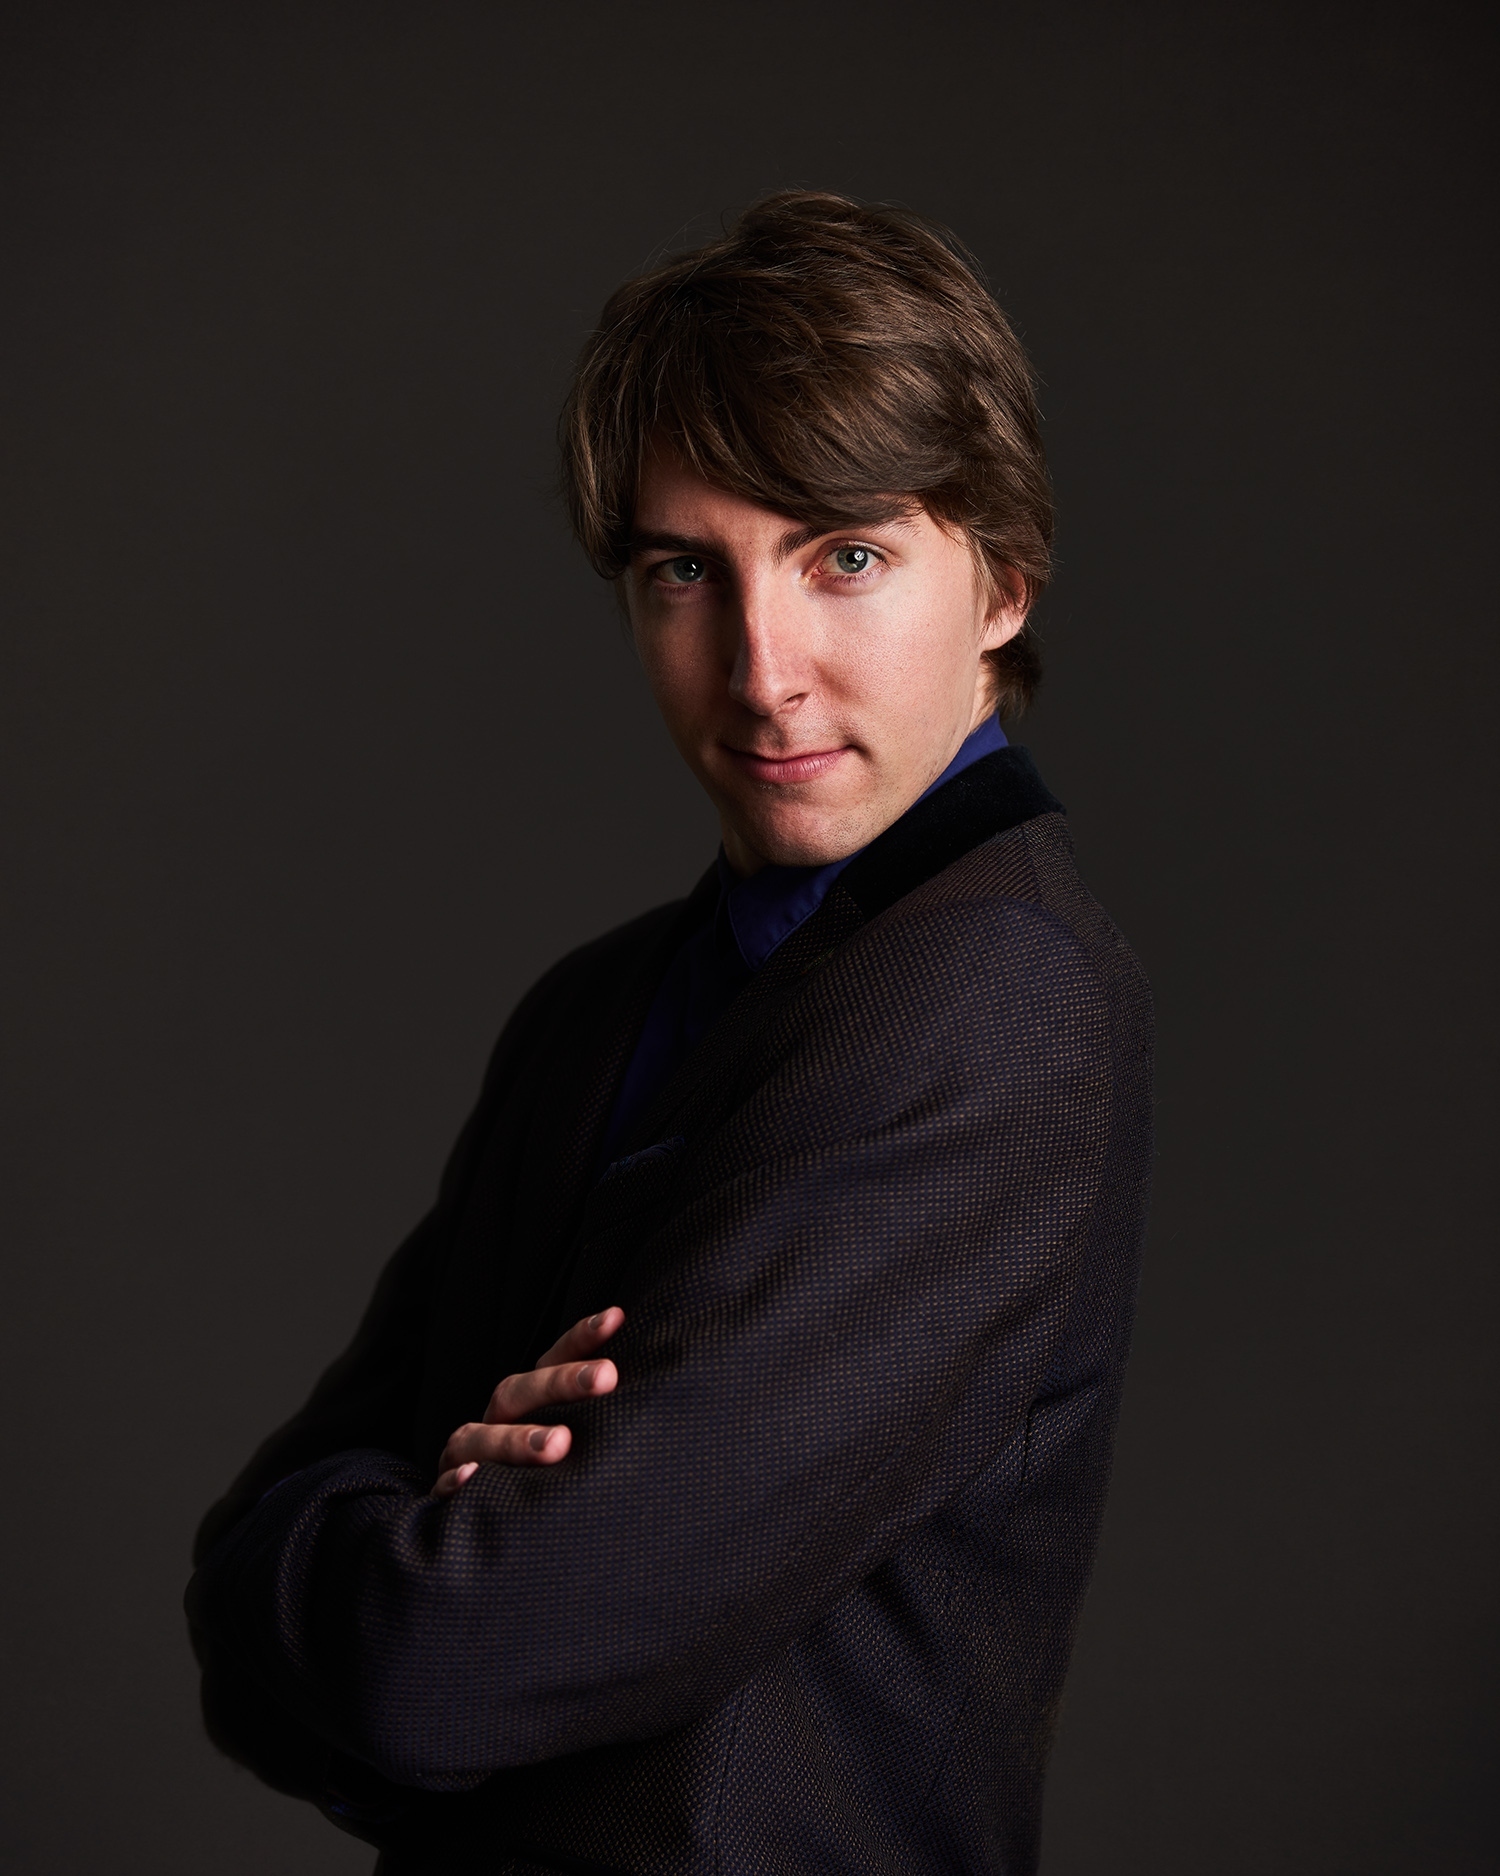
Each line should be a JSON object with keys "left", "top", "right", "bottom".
{"left": 1, "top": 3, "right": 1494, "bottom": 1871}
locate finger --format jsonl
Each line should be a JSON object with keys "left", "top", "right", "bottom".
{"left": 483, "top": 1356, "right": 618, "bottom": 1426}
{"left": 431, "top": 1461, "right": 479, "bottom": 1497}
{"left": 438, "top": 1420, "right": 573, "bottom": 1472}
{"left": 535, "top": 1306, "right": 625, "bottom": 1371}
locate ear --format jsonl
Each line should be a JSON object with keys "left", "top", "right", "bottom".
{"left": 978, "top": 562, "right": 1028, "bottom": 652}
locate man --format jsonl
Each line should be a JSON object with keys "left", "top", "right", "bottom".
{"left": 188, "top": 191, "right": 1153, "bottom": 1875}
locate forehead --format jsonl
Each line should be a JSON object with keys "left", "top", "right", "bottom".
{"left": 630, "top": 451, "right": 926, "bottom": 559}
{"left": 632, "top": 453, "right": 785, "bottom": 538}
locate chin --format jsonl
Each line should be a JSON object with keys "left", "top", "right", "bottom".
{"left": 739, "top": 804, "right": 876, "bottom": 870}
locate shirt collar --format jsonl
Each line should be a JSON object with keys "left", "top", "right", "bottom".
{"left": 718, "top": 715, "right": 1009, "bottom": 972}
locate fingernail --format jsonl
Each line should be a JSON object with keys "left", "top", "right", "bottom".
{"left": 529, "top": 1428, "right": 550, "bottom": 1452}
{"left": 456, "top": 1462, "right": 478, "bottom": 1484}
{"left": 588, "top": 1313, "right": 603, "bottom": 1329}
{"left": 578, "top": 1363, "right": 597, "bottom": 1389}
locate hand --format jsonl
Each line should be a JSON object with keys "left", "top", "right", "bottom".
{"left": 431, "top": 1306, "right": 624, "bottom": 1496}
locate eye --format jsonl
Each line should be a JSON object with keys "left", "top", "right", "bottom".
{"left": 830, "top": 546, "right": 874, "bottom": 576}
{"left": 656, "top": 555, "right": 709, "bottom": 585}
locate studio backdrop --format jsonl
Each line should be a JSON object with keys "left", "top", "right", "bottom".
{"left": 0, "top": 3, "right": 1494, "bottom": 1872}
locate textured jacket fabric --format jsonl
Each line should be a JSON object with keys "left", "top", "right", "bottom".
{"left": 187, "top": 748, "right": 1153, "bottom": 1875}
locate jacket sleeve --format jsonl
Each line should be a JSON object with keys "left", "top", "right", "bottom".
{"left": 192, "top": 957, "right": 564, "bottom": 1566}
{"left": 187, "top": 897, "right": 1123, "bottom": 1793}
{"left": 186, "top": 940, "right": 614, "bottom": 1798}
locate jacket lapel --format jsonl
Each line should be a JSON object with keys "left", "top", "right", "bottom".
{"left": 410, "top": 871, "right": 718, "bottom": 1454}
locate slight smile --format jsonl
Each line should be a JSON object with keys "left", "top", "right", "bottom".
{"left": 723, "top": 745, "right": 854, "bottom": 785}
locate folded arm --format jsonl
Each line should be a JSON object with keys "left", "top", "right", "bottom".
{"left": 190, "top": 902, "right": 1114, "bottom": 1791}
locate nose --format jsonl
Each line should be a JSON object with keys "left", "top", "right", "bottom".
{"left": 726, "top": 570, "right": 810, "bottom": 719}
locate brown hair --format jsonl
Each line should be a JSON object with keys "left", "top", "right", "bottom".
{"left": 561, "top": 190, "right": 1053, "bottom": 716}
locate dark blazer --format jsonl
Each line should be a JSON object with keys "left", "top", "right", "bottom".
{"left": 188, "top": 748, "right": 1153, "bottom": 1876}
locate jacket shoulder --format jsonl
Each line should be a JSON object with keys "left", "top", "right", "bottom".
{"left": 875, "top": 810, "right": 1152, "bottom": 1022}
{"left": 493, "top": 888, "right": 703, "bottom": 1065}
{"left": 526, "top": 892, "right": 696, "bottom": 1003}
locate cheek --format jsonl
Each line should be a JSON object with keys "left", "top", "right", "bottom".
{"left": 634, "top": 620, "right": 718, "bottom": 728}
{"left": 844, "top": 581, "right": 980, "bottom": 712}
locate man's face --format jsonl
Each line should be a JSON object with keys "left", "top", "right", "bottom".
{"left": 625, "top": 452, "right": 1024, "bottom": 874}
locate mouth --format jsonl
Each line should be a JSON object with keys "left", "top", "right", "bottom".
{"left": 722, "top": 744, "right": 853, "bottom": 785}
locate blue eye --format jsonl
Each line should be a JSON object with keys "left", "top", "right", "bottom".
{"left": 658, "top": 556, "right": 708, "bottom": 584}
{"left": 832, "top": 547, "right": 872, "bottom": 575}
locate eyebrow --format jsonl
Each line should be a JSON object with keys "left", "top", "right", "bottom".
{"left": 628, "top": 514, "right": 917, "bottom": 565}
{"left": 627, "top": 530, "right": 716, "bottom": 559}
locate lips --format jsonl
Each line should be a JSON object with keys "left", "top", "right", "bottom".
{"left": 724, "top": 745, "right": 852, "bottom": 785}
